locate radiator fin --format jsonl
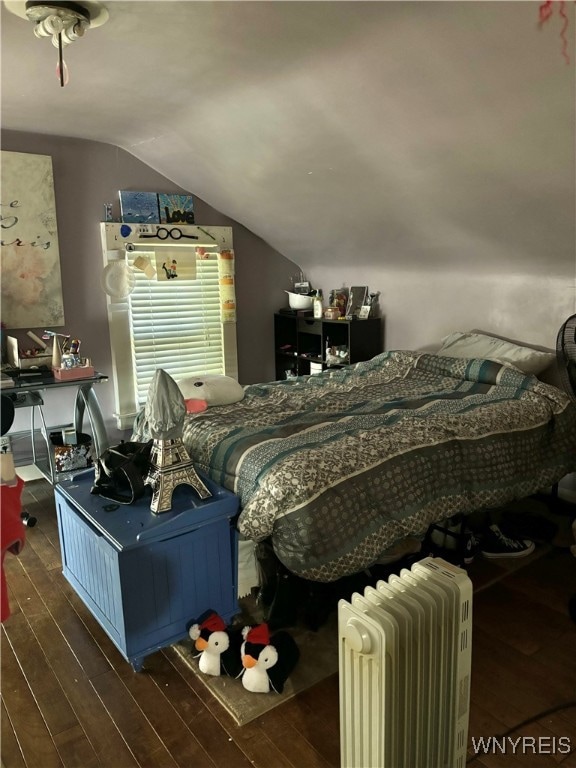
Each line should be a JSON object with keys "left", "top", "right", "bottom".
{"left": 338, "top": 556, "right": 473, "bottom": 768}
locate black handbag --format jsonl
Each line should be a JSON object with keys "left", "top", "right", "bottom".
{"left": 91, "top": 440, "right": 153, "bottom": 504}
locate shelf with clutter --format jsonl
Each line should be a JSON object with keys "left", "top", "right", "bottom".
{"left": 5, "top": 331, "right": 52, "bottom": 370}
{"left": 42, "top": 330, "right": 95, "bottom": 380}
{"left": 274, "top": 312, "right": 383, "bottom": 380}
{"left": 281, "top": 277, "right": 381, "bottom": 322}
{"left": 1, "top": 328, "right": 109, "bottom": 486}
{"left": 275, "top": 279, "right": 383, "bottom": 379}
{"left": 5, "top": 329, "right": 94, "bottom": 380}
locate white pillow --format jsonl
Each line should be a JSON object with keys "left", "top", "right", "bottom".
{"left": 438, "top": 332, "right": 555, "bottom": 376}
{"left": 177, "top": 374, "right": 244, "bottom": 406}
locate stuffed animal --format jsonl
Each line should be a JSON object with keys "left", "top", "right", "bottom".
{"left": 240, "top": 622, "right": 300, "bottom": 694}
{"left": 177, "top": 375, "right": 244, "bottom": 411}
{"left": 188, "top": 610, "right": 242, "bottom": 677}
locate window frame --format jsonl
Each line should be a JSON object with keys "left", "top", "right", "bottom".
{"left": 100, "top": 223, "right": 237, "bottom": 430}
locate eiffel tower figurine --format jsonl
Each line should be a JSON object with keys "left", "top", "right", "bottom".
{"left": 143, "top": 368, "right": 212, "bottom": 514}
{"left": 145, "top": 437, "right": 211, "bottom": 514}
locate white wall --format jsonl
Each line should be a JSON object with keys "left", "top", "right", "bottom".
{"left": 306, "top": 267, "right": 575, "bottom": 352}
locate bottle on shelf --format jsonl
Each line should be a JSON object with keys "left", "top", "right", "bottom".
{"left": 52, "top": 340, "right": 62, "bottom": 368}
{"left": 313, "top": 289, "right": 324, "bottom": 319}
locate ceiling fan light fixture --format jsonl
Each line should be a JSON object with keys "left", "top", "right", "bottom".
{"left": 4, "top": 0, "right": 108, "bottom": 86}
{"left": 25, "top": 1, "right": 90, "bottom": 21}
{"left": 4, "top": 0, "right": 109, "bottom": 26}
{"left": 26, "top": 1, "right": 92, "bottom": 46}
{"left": 4, "top": 0, "right": 108, "bottom": 84}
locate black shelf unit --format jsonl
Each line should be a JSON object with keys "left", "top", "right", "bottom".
{"left": 274, "top": 313, "right": 383, "bottom": 380}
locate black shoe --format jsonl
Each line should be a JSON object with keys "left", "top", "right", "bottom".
{"left": 265, "top": 572, "right": 308, "bottom": 630}
{"left": 481, "top": 524, "right": 535, "bottom": 559}
{"left": 463, "top": 531, "right": 481, "bottom": 564}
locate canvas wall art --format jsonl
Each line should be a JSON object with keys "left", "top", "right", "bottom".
{"left": 158, "top": 194, "right": 195, "bottom": 225}
{"left": 0, "top": 151, "right": 65, "bottom": 328}
{"left": 119, "top": 191, "right": 161, "bottom": 223}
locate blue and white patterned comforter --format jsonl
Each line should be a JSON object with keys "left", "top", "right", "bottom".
{"left": 139, "top": 352, "right": 576, "bottom": 581}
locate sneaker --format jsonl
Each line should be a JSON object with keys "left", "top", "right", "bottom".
{"left": 481, "top": 524, "right": 535, "bottom": 559}
{"left": 463, "top": 531, "right": 481, "bottom": 564}
{"left": 429, "top": 516, "right": 463, "bottom": 551}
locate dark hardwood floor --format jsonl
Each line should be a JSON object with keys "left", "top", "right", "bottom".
{"left": 2, "top": 479, "right": 576, "bottom": 768}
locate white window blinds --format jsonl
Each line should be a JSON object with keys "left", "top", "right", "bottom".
{"left": 100, "top": 223, "right": 237, "bottom": 431}
{"left": 128, "top": 252, "right": 224, "bottom": 405}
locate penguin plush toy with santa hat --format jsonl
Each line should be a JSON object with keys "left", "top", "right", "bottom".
{"left": 188, "top": 610, "right": 242, "bottom": 677}
{"left": 240, "top": 622, "right": 300, "bottom": 694}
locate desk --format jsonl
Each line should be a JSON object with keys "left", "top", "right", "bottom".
{"left": 2, "top": 372, "right": 110, "bottom": 484}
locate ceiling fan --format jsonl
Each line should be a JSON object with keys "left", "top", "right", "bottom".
{"left": 3, "top": 1, "right": 108, "bottom": 86}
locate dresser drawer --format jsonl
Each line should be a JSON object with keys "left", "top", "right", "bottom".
{"left": 298, "top": 318, "right": 322, "bottom": 335}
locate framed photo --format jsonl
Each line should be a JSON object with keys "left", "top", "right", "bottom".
{"left": 346, "top": 286, "right": 368, "bottom": 319}
{"left": 358, "top": 305, "right": 371, "bottom": 319}
{"left": 329, "top": 288, "right": 349, "bottom": 317}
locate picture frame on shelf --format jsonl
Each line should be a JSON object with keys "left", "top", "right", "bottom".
{"left": 158, "top": 193, "right": 195, "bottom": 225}
{"left": 329, "top": 288, "right": 349, "bottom": 317}
{"left": 358, "top": 305, "right": 371, "bottom": 319}
{"left": 346, "top": 286, "right": 369, "bottom": 319}
{"left": 119, "top": 191, "right": 160, "bottom": 223}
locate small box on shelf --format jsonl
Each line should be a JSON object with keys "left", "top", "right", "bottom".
{"left": 14, "top": 354, "right": 52, "bottom": 370}
{"left": 52, "top": 365, "right": 95, "bottom": 381}
{"left": 6, "top": 335, "right": 51, "bottom": 369}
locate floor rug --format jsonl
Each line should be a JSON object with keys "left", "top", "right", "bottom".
{"left": 171, "top": 596, "right": 339, "bottom": 726}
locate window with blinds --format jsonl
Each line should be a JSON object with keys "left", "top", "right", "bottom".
{"left": 100, "top": 222, "right": 237, "bottom": 431}
{"left": 128, "top": 252, "right": 224, "bottom": 405}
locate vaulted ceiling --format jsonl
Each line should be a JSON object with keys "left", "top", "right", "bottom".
{"left": 2, "top": 1, "right": 574, "bottom": 277}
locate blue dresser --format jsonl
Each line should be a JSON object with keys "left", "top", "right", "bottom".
{"left": 55, "top": 471, "right": 239, "bottom": 670}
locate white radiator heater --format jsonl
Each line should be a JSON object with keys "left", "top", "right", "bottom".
{"left": 338, "top": 557, "right": 473, "bottom": 768}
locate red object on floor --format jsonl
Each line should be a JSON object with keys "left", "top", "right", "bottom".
{"left": 1, "top": 476, "right": 25, "bottom": 622}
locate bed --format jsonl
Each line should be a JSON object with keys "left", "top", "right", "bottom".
{"left": 134, "top": 338, "right": 576, "bottom": 584}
